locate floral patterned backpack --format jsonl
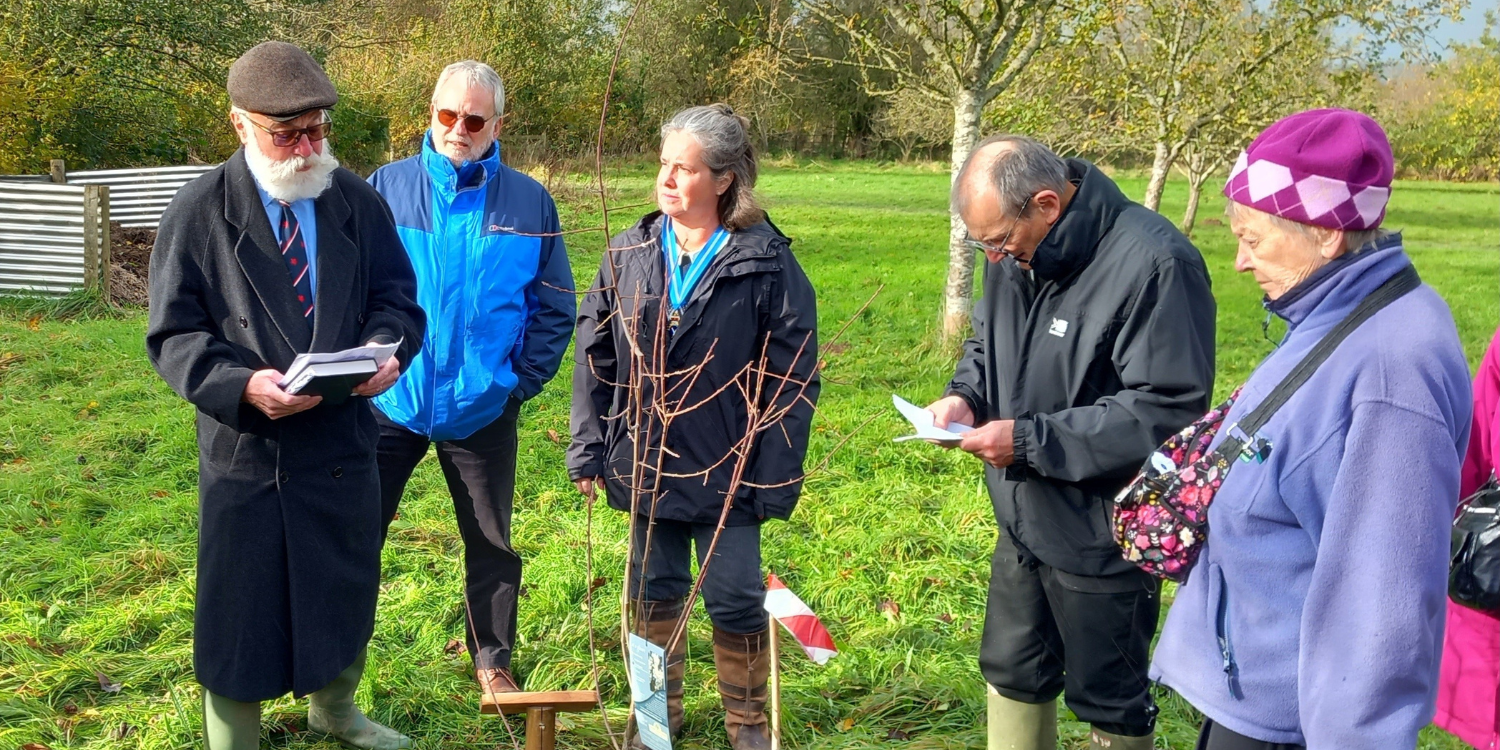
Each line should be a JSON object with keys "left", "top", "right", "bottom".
{"left": 1113, "top": 266, "right": 1421, "bottom": 582}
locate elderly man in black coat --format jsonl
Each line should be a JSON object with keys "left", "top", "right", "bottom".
{"left": 146, "top": 41, "right": 425, "bottom": 750}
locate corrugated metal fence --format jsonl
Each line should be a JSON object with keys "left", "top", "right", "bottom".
{"left": 0, "top": 162, "right": 214, "bottom": 295}
{"left": 0, "top": 182, "right": 111, "bottom": 295}
{"left": 68, "top": 165, "right": 215, "bottom": 229}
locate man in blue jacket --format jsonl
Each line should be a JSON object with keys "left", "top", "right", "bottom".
{"left": 368, "top": 60, "right": 575, "bottom": 711}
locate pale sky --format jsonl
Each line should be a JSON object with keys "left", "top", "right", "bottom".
{"left": 1434, "top": 0, "right": 1496, "bottom": 49}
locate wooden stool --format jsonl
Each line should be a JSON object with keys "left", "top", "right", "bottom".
{"left": 485, "top": 690, "right": 600, "bottom": 750}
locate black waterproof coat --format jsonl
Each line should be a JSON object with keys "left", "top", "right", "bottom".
{"left": 146, "top": 150, "right": 425, "bottom": 701}
{"left": 947, "top": 160, "right": 1216, "bottom": 577}
{"left": 568, "top": 212, "right": 819, "bottom": 526}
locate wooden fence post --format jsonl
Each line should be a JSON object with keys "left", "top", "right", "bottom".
{"left": 50, "top": 159, "right": 66, "bottom": 184}
{"left": 81, "top": 184, "right": 110, "bottom": 292}
{"left": 98, "top": 185, "right": 111, "bottom": 294}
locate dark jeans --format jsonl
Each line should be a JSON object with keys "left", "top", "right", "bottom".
{"left": 979, "top": 532, "right": 1161, "bottom": 736}
{"left": 1196, "top": 719, "right": 1304, "bottom": 750}
{"left": 629, "top": 516, "right": 767, "bottom": 634}
{"left": 375, "top": 402, "right": 521, "bottom": 670}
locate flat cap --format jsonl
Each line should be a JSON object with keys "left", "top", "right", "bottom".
{"left": 227, "top": 41, "right": 338, "bottom": 121}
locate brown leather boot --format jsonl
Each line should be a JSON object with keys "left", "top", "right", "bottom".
{"left": 641, "top": 599, "right": 687, "bottom": 736}
{"left": 627, "top": 599, "right": 687, "bottom": 749}
{"left": 712, "top": 626, "right": 772, "bottom": 750}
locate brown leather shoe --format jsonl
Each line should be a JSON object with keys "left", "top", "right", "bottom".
{"left": 477, "top": 667, "right": 521, "bottom": 715}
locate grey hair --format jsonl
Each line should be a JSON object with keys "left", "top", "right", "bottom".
{"left": 1225, "top": 201, "right": 1387, "bottom": 253}
{"left": 432, "top": 60, "right": 505, "bottom": 117}
{"left": 661, "top": 103, "right": 764, "bottom": 231}
{"left": 952, "top": 134, "right": 1069, "bottom": 217}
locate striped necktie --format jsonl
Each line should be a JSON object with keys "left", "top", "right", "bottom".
{"left": 276, "top": 200, "right": 314, "bottom": 328}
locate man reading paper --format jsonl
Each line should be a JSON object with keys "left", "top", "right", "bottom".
{"left": 929, "top": 135, "right": 1215, "bottom": 750}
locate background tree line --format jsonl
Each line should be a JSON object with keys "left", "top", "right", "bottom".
{"left": 0, "top": 0, "right": 1491, "bottom": 336}
{"left": 2, "top": 0, "right": 1490, "bottom": 180}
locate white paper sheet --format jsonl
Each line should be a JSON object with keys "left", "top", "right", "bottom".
{"left": 892, "top": 394, "right": 971, "bottom": 444}
{"left": 278, "top": 339, "right": 402, "bottom": 390}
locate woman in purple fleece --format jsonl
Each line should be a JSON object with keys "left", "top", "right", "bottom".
{"left": 1149, "top": 109, "right": 1473, "bottom": 750}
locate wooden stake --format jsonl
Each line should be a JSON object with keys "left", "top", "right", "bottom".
{"left": 81, "top": 185, "right": 102, "bottom": 291}
{"left": 524, "top": 706, "right": 556, "bottom": 750}
{"left": 769, "top": 615, "right": 781, "bottom": 750}
{"left": 97, "top": 185, "right": 111, "bottom": 295}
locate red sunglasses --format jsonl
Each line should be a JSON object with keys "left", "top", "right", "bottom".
{"left": 436, "top": 108, "right": 499, "bottom": 134}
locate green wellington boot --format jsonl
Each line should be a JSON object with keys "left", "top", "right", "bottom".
{"left": 204, "top": 690, "right": 262, "bottom": 750}
{"left": 307, "top": 650, "right": 413, "bottom": 750}
{"left": 986, "top": 685, "right": 1057, "bottom": 750}
{"left": 1088, "top": 727, "right": 1155, "bottom": 750}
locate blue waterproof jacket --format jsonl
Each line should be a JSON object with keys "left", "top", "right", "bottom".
{"left": 368, "top": 134, "right": 575, "bottom": 441}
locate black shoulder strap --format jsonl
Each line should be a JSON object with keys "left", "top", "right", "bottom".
{"left": 1235, "top": 265, "right": 1422, "bottom": 439}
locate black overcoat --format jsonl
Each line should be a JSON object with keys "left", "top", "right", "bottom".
{"left": 146, "top": 150, "right": 425, "bottom": 701}
{"left": 567, "top": 212, "right": 820, "bottom": 526}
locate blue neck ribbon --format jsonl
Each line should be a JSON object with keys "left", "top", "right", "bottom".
{"left": 662, "top": 216, "right": 731, "bottom": 311}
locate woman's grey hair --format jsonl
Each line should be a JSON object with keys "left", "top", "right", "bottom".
{"left": 661, "top": 103, "right": 764, "bottom": 231}
{"left": 952, "top": 134, "right": 1069, "bottom": 217}
{"left": 1225, "top": 201, "right": 1387, "bottom": 253}
{"left": 432, "top": 60, "right": 505, "bottom": 118}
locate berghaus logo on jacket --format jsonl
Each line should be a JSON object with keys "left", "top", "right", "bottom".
{"left": 1048, "top": 317, "right": 1070, "bottom": 337}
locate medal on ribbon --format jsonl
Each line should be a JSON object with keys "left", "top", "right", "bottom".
{"left": 662, "top": 217, "right": 730, "bottom": 337}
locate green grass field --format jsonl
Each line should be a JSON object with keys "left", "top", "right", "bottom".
{"left": 1, "top": 162, "right": 1496, "bottom": 749}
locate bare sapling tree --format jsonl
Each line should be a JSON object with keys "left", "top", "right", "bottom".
{"left": 572, "top": 253, "right": 877, "bottom": 746}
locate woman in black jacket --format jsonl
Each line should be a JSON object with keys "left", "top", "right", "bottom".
{"left": 568, "top": 104, "right": 819, "bottom": 750}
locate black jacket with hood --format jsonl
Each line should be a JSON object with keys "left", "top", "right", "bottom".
{"left": 947, "top": 159, "right": 1216, "bottom": 576}
{"left": 568, "top": 212, "right": 820, "bottom": 526}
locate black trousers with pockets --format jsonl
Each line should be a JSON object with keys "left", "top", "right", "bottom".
{"left": 1195, "top": 719, "right": 1305, "bottom": 750}
{"left": 630, "top": 516, "right": 768, "bottom": 635}
{"left": 375, "top": 401, "right": 522, "bottom": 670}
{"left": 979, "top": 531, "right": 1161, "bottom": 736}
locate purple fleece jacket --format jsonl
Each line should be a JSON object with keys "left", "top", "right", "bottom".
{"left": 1150, "top": 237, "right": 1472, "bottom": 748}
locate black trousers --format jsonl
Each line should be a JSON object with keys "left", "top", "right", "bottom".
{"left": 629, "top": 516, "right": 768, "bottom": 635}
{"left": 375, "top": 402, "right": 522, "bottom": 670}
{"left": 1196, "top": 719, "right": 1304, "bottom": 750}
{"left": 979, "top": 532, "right": 1160, "bottom": 736}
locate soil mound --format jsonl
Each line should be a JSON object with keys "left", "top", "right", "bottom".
{"left": 109, "top": 222, "right": 154, "bottom": 307}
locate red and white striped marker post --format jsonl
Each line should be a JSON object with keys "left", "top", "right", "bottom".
{"left": 763, "top": 573, "right": 838, "bottom": 749}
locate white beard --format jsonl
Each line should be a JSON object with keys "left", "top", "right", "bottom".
{"left": 243, "top": 134, "right": 340, "bottom": 203}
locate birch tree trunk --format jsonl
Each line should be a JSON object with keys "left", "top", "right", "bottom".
{"left": 1181, "top": 174, "right": 1206, "bottom": 235}
{"left": 1144, "top": 140, "right": 1173, "bottom": 212}
{"left": 941, "top": 87, "right": 986, "bottom": 344}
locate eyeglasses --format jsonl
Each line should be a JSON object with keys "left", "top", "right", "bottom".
{"left": 964, "top": 194, "right": 1032, "bottom": 257}
{"left": 245, "top": 114, "right": 332, "bottom": 148}
{"left": 436, "top": 109, "right": 499, "bottom": 134}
